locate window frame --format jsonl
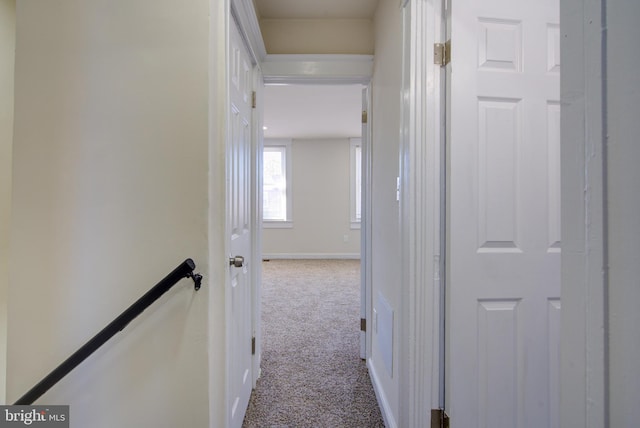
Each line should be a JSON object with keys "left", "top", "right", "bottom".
{"left": 350, "top": 137, "right": 362, "bottom": 229}
{"left": 263, "top": 139, "right": 293, "bottom": 228}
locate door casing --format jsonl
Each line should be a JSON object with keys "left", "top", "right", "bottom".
{"left": 229, "top": 4, "right": 375, "bottom": 427}
{"left": 397, "top": 1, "right": 446, "bottom": 426}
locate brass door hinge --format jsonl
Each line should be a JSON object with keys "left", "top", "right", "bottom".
{"left": 252, "top": 91, "right": 257, "bottom": 108}
{"left": 431, "top": 409, "right": 449, "bottom": 428}
{"left": 361, "top": 318, "right": 366, "bottom": 332}
{"left": 434, "top": 40, "right": 451, "bottom": 66}
{"left": 362, "top": 110, "right": 368, "bottom": 124}
{"left": 251, "top": 336, "right": 256, "bottom": 355}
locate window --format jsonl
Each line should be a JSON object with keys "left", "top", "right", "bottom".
{"left": 350, "top": 138, "right": 362, "bottom": 228}
{"left": 263, "top": 139, "right": 292, "bottom": 227}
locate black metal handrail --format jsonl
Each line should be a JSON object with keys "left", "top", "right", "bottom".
{"left": 14, "top": 258, "right": 202, "bottom": 405}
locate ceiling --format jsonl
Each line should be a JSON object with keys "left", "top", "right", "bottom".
{"left": 254, "top": 0, "right": 376, "bottom": 140}
{"left": 253, "top": 0, "right": 379, "bottom": 20}
{"left": 262, "top": 84, "right": 363, "bottom": 139}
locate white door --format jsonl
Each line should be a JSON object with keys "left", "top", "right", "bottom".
{"left": 446, "top": 0, "right": 560, "bottom": 426}
{"left": 228, "top": 17, "right": 253, "bottom": 428}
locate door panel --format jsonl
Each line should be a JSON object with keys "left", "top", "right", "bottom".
{"left": 228, "top": 17, "right": 253, "bottom": 428}
{"left": 447, "top": 0, "right": 560, "bottom": 426}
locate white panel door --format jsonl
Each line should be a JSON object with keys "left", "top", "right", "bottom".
{"left": 446, "top": 0, "right": 560, "bottom": 426}
{"left": 228, "top": 17, "right": 253, "bottom": 428}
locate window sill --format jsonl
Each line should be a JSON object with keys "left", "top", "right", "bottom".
{"left": 263, "top": 221, "right": 294, "bottom": 229}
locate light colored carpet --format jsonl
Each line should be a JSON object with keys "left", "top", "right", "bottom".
{"left": 242, "top": 259, "right": 385, "bottom": 428}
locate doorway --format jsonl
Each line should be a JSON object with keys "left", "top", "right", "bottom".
{"left": 260, "top": 83, "right": 371, "bottom": 358}
{"left": 243, "top": 83, "right": 379, "bottom": 424}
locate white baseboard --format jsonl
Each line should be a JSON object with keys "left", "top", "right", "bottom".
{"left": 368, "top": 358, "right": 398, "bottom": 428}
{"left": 261, "top": 253, "right": 360, "bottom": 260}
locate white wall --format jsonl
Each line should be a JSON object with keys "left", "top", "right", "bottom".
{"left": 368, "top": 1, "right": 403, "bottom": 426}
{"left": 561, "top": 0, "right": 640, "bottom": 426}
{"left": 262, "top": 138, "right": 360, "bottom": 258}
{"left": 0, "top": 0, "right": 15, "bottom": 406}
{"left": 8, "top": 1, "right": 217, "bottom": 426}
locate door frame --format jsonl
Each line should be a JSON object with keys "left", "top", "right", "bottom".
{"left": 230, "top": 1, "right": 445, "bottom": 425}
{"left": 361, "top": 84, "right": 372, "bottom": 360}
{"left": 230, "top": 0, "right": 375, "bottom": 386}
{"left": 233, "top": 1, "right": 446, "bottom": 425}
{"left": 250, "top": 65, "right": 264, "bottom": 388}
{"left": 398, "top": 0, "right": 446, "bottom": 426}
{"left": 257, "top": 71, "right": 374, "bottom": 365}
{"left": 255, "top": 75, "right": 374, "bottom": 364}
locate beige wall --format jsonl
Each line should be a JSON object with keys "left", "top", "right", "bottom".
{"left": 262, "top": 138, "right": 360, "bottom": 258}
{"left": 9, "top": 1, "right": 215, "bottom": 426}
{"left": 260, "top": 18, "right": 374, "bottom": 55}
{"left": 369, "top": 0, "right": 402, "bottom": 423}
{"left": 0, "top": 0, "right": 15, "bottom": 405}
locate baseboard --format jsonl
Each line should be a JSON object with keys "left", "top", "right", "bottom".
{"left": 261, "top": 253, "right": 360, "bottom": 260}
{"left": 367, "top": 358, "right": 398, "bottom": 428}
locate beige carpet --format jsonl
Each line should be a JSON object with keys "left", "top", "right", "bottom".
{"left": 242, "top": 259, "right": 385, "bottom": 428}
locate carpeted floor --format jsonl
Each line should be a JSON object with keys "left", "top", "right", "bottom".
{"left": 242, "top": 259, "right": 385, "bottom": 428}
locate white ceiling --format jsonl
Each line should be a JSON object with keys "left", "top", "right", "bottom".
{"left": 253, "top": 0, "right": 379, "bottom": 19}
{"left": 262, "top": 84, "right": 363, "bottom": 139}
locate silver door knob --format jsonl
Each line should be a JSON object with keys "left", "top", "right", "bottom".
{"left": 229, "top": 255, "right": 244, "bottom": 268}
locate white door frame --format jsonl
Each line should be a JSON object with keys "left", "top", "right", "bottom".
{"left": 250, "top": 65, "right": 264, "bottom": 388}
{"left": 233, "top": 1, "right": 445, "bottom": 425}
{"left": 361, "top": 84, "right": 372, "bottom": 360}
{"left": 398, "top": 0, "right": 446, "bottom": 426}
{"left": 228, "top": 1, "right": 444, "bottom": 425}
{"left": 230, "top": 0, "right": 375, "bottom": 385}
{"left": 258, "top": 65, "right": 374, "bottom": 365}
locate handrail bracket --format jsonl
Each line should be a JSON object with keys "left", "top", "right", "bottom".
{"left": 187, "top": 271, "right": 203, "bottom": 291}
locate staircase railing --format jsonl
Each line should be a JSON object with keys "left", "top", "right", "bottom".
{"left": 14, "top": 258, "right": 202, "bottom": 405}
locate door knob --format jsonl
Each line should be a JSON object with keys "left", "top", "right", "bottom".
{"left": 229, "top": 255, "right": 244, "bottom": 268}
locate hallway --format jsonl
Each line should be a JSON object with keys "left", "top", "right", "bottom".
{"left": 243, "top": 260, "right": 384, "bottom": 427}
{"left": 2, "top": 1, "right": 639, "bottom": 426}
